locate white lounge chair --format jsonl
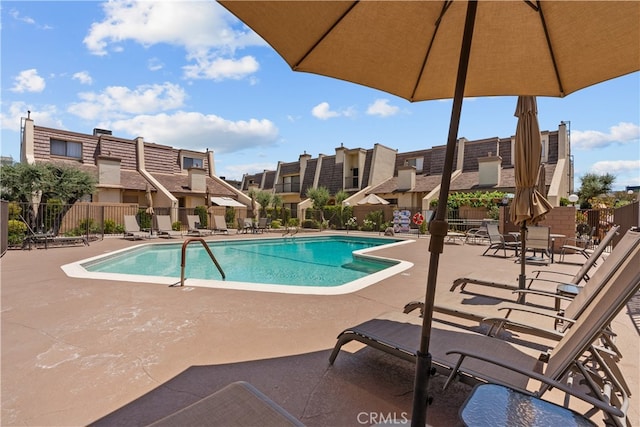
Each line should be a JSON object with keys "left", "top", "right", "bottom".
{"left": 123, "top": 215, "right": 148, "bottom": 240}
{"left": 156, "top": 215, "right": 182, "bottom": 238}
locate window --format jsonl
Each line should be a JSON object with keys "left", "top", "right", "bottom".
{"left": 407, "top": 157, "right": 424, "bottom": 171}
{"left": 50, "top": 139, "right": 82, "bottom": 159}
{"left": 183, "top": 157, "right": 203, "bottom": 169}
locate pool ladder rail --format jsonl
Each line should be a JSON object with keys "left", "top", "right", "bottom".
{"left": 176, "top": 237, "right": 225, "bottom": 287}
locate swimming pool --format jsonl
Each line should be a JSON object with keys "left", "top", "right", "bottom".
{"left": 62, "top": 235, "right": 413, "bottom": 295}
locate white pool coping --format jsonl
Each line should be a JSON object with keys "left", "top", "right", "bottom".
{"left": 61, "top": 235, "right": 415, "bottom": 295}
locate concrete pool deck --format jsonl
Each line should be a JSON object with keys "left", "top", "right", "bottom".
{"left": 2, "top": 231, "right": 638, "bottom": 426}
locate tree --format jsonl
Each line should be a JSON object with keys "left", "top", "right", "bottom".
{"left": 334, "top": 189, "right": 349, "bottom": 227}
{"left": 306, "top": 186, "right": 330, "bottom": 223}
{"left": 577, "top": 173, "right": 615, "bottom": 209}
{"left": 271, "top": 193, "right": 283, "bottom": 220}
{"left": 255, "top": 190, "right": 272, "bottom": 218}
{"left": 0, "top": 162, "right": 96, "bottom": 233}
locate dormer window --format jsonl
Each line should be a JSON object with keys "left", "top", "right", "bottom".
{"left": 183, "top": 156, "right": 203, "bottom": 169}
{"left": 406, "top": 157, "right": 423, "bottom": 171}
{"left": 51, "top": 139, "right": 82, "bottom": 159}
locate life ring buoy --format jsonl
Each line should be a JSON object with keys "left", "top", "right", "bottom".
{"left": 412, "top": 212, "right": 425, "bottom": 225}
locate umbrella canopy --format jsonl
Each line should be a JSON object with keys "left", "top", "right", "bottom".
{"left": 219, "top": 1, "right": 639, "bottom": 102}
{"left": 217, "top": 2, "right": 640, "bottom": 425}
{"left": 357, "top": 194, "right": 390, "bottom": 205}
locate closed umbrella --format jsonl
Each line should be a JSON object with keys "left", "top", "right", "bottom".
{"left": 216, "top": 2, "right": 640, "bottom": 425}
{"left": 145, "top": 185, "right": 154, "bottom": 237}
{"left": 510, "top": 96, "right": 553, "bottom": 302}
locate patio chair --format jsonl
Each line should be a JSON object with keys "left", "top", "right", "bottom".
{"left": 256, "top": 217, "right": 270, "bottom": 233}
{"left": 449, "top": 225, "right": 620, "bottom": 296}
{"left": 236, "top": 217, "right": 253, "bottom": 234}
{"left": 186, "top": 215, "right": 212, "bottom": 236}
{"left": 329, "top": 242, "right": 639, "bottom": 426}
{"left": 212, "top": 215, "right": 229, "bottom": 234}
{"left": 148, "top": 381, "right": 304, "bottom": 427}
{"left": 404, "top": 227, "right": 636, "bottom": 343}
{"left": 123, "top": 215, "right": 148, "bottom": 240}
{"left": 156, "top": 215, "right": 182, "bottom": 238}
{"left": 482, "top": 224, "right": 520, "bottom": 258}
{"left": 559, "top": 225, "right": 597, "bottom": 263}
{"left": 519, "top": 225, "right": 551, "bottom": 265}
{"left": 464, "top": 219, "right": 493, "bottom": 244}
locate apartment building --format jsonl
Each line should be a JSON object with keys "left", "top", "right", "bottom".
{"left": 241, "top": 122, "right": 572, "bottom": 218}
{"left": 20, "top": 116, "right": 251, "bottom": 221}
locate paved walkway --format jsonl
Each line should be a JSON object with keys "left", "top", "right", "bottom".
{"left": 1, "top": 231, "right": 638, "bottom": 426}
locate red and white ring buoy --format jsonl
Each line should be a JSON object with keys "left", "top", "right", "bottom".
{"left": 412, "top": 212, "right": 425, "bottom": 225}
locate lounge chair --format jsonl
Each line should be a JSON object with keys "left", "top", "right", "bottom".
{"left": 147, "top": 381, "right": 304, "bottom": 427}
{"left": 186, "top": 215, "right": 212, "bottom": 236}
{"left": 559, "top": 225, "right": 597, "bottom": 263}
{"left": 156, "top": 215, "right": 182, "bottom": 238}
{"left": 124, "top": 215, "right": 149, "bottom": 240}
{"left": 405, "top": 227, "right": 637, "bottom": 343}
{"left": 212, "top": 215, "right": 229, "bottom": 234}
{"left": 482, "top": 224, "right": 520, "bottom": 257}
{"left": 449, "top": 225, "right": 620, "bottom": 295}
{"left": 329, "top": 242, "right": 639, "bottom": 426}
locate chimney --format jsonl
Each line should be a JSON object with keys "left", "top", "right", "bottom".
{"left": 188, "top": 167, "right": 206, "bottom": 192}
{"left": 397, "top": 164, "right": 416, "bottom": 190}
{"left": 478, "top": 153, "right": 502, "bottom": 187}
{"left": 335, "top": 144, "right": 346, "bottom": 164}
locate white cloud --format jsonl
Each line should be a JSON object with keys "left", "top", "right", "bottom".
{"left": 183, "top": 55, "right": 259, "bottom": 81}
{"left": 366, "top": 99, "right": 400, "bottom": 117}
{"left": 590, "top": 160, "right": 640, "bottom": 176}
{"left": 82, "top": 1, "right": 264, "bottom": 81}
{"left": 148, "top": 58, "right": 164, "bottom": 71}
{"left": 108, "top": 111, "right": 279, "bottom": 154}
{"left": 220, "top": 162, "right": 277, "bottom": 180}
{"left": 72, "top": 71, "right": 93, "bottom": 85}
{"left": 67, "top": 82, "right": 187, "bottom": 120}
{"left": 311, "top": 102, "right": 356, "bottom": 120}
{"left": 10, "top": 9, "right": 35, "bottom": 25}
{"left": 0, "top": 102, "right": 63, "bottom": 133}
{"left": 572, "top": 122, "right": 640, "bottom": 150}
{"left": 11, "top": 69, "right": 46, "bottom": 93}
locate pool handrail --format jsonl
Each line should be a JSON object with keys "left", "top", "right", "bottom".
{"left": 180, "top": 237, "right": 225, "bottom": 286}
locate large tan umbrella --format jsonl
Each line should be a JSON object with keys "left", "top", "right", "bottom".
{"left": 217, "top": 2, "right": 640, "bottom": 424}
{"left": 357, "top": 194, "right": 390, "bottom": 205}
{"left": 510, "top": 96, "right": 553, "bottom": 302}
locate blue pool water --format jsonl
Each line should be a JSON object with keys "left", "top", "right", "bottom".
{"left": 81, "top": 236, "right": 405, "bottom": 288}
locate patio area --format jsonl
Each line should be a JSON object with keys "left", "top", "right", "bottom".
{"left": 1, "top": 231, "right": 638, "bottom": 426}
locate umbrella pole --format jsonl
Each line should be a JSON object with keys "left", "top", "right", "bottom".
{"left": 411, "top": 2, "right": 477, "bottom": 426}
{"left": 518, "top": 222, "right": 527, "bottom": 304}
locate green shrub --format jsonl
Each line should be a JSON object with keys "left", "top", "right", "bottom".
{"left": 8, "top": 219, "right": 27, "bottom": 246}
{"left": 194, "top": 206, "right": 208, "bottom": 228}
{"left": 303, "top": 219, "right": 319, "bottom": 229}
{"left": 172, "top": 221, "right": 181, "bottom": 231}
{"left": 104, "top": 219, "right": 119, "bottom": 234}
{"left": 8, "top": 202, "right": 22, "bottom": 220}
{"left": 225, "top": 207, "right": 235, "bottom": 226}
{"left": 270, "top": 219, "right": 282, "bottom": 229}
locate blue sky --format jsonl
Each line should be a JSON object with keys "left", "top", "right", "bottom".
{"left": 1, "top": 1, "right": 639, "bottom": 191}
